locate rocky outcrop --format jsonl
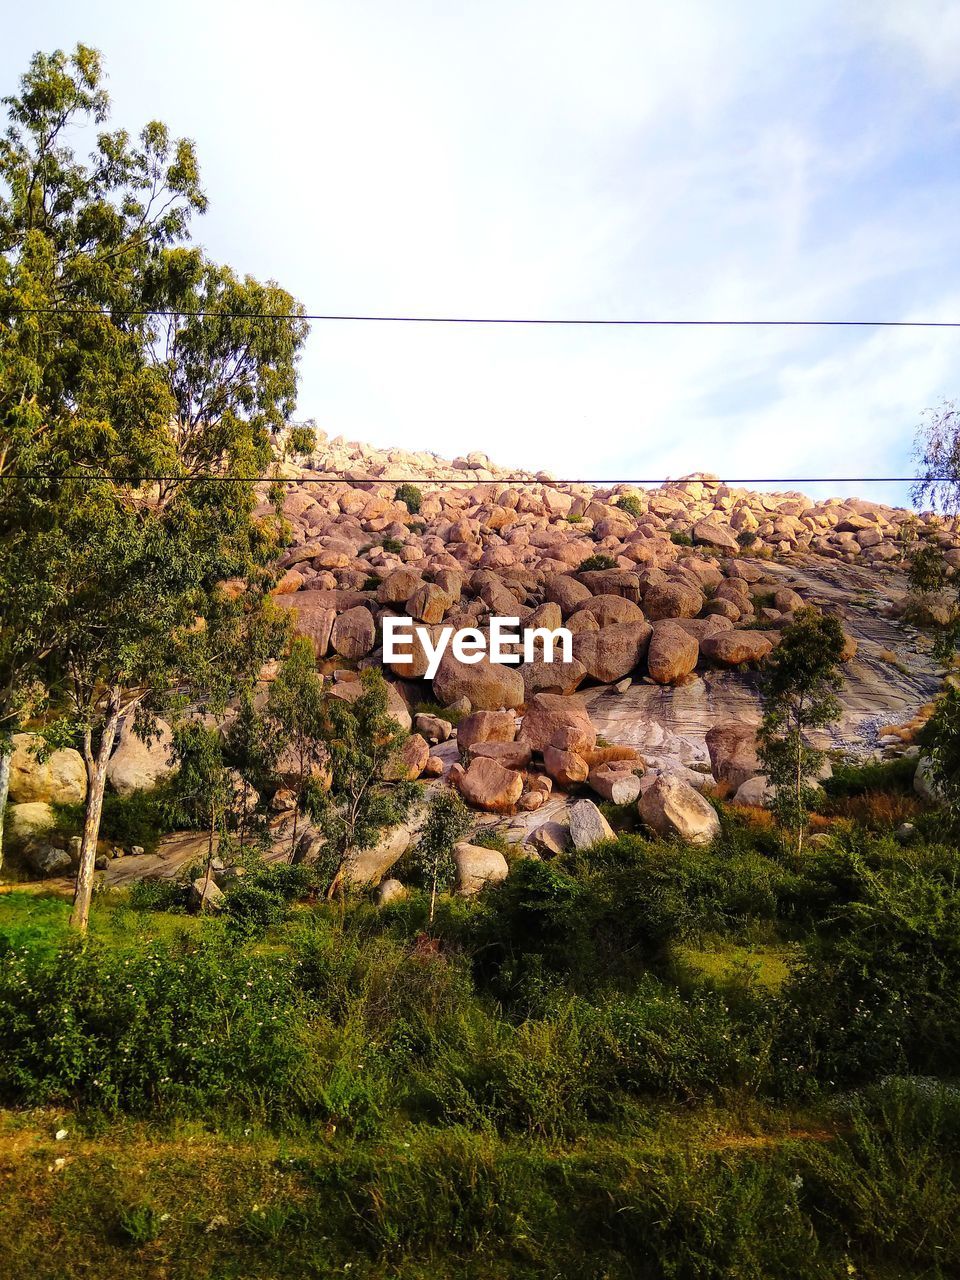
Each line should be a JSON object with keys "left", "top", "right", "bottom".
{"left": 9, "top": 734, "right": 86, "bottom": 806}
{"left": 107, "top": 718, "right": 175, "bottom": 797}
{"left": 453, "top": 842, "right": 510, "bottom": 895}
{"left": 638, "top": 774, "right": 720, "bottom": 845}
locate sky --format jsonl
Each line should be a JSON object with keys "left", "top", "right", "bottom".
{"left": 4, "top": 0, "right": 960, "bottom": 505}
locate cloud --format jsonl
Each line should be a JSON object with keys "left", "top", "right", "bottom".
{"left": 2, "top": 0, "right": 959, "bottom": 506}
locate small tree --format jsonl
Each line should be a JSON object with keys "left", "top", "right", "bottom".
{"left": 223, "top": 689, "right": 279, "bottom": 854}
{"left": 165, "top": 722, "right": 233, "bottom": 909}
{"left": 912, "top": 399, "right": 960, "bottom": 514}
{"left": 319, "top": 668, "right": 420, "bottom": 896}
{"left": 414, "top": 789, "right": 471, "bottom": 924}
{"left": 395, "top": 483, "right": 422, "bottom": 514}
{"left": 758, "top": 607, "right": 846, "bottom": 853}
{"left": 266, "top": 638, "right": 328, "bottom": 858}
{"left": 925, "top": 685, "right": 960, "bottom": 825}
{"left": 907, "top": 539, "right": 949, "bottom": 599}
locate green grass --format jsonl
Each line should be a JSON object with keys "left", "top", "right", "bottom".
{"left": 1, "top": 800, "right": 958, "bottom": 1277}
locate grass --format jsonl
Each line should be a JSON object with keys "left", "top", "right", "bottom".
{"left": 413, "top": 699, "right": 467, "bottom": 726}
{"left": 1, "top": 785, "right": 959, "bottom": 1278}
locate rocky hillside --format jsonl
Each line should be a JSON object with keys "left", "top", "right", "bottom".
{"left": 255, "top": 429, "right": 950, "bottom": 835}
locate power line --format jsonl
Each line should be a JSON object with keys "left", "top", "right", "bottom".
{"left": 6, "top": 307, "right": 960, "bottom": 327}
{"left": 0, "top": 473, "right": 933, "bottom": 485}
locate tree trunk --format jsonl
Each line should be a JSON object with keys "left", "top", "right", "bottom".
{"left": 795, "top": 733, "right": 804, "bottom": 855}
{"left": 0, "top": 746, "right": 11, "bottom": 874}
{"left": 69, "top": 702, "right": 121, "bottom": 933}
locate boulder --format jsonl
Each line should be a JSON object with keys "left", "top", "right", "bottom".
{"left": 638, "top": 774, "right": 720, "bottom": 845}
{"left": 331, "top": 606, "right": 376, "bottom": 659}
{"left": 543, "top": 574, "right": 593, "bottom": 615}
{"left": 24, "top": 841, "right": 72, "bottom": 877}
{"left": 338, "top": 819, "right": 416, "bottom": 888}
{"left": 275, "top": 596, "right": 337, "bottom": 658}
{"left": 107, "top": 717, "right": 175, "bottom": 797}
{"left": 732, "top": 775, "right": 774, "bottom": 807}
{"left": 519, "top": 693, "right": 596, "bottom": 754}
{"left": 646, "top": 623, "right": 699, "bottom": 685}
{"left": 543, "top": 745, "right": 589, "bottom": 788}
{"left": 572, "top": 622, "right": 652, "bottom": 684}
{"left": 453, "top": 842, "right": 510, "bottom": 895}
{"left": 414, "top": 712, "right": 454, "bottom": 744}
{"left": 468, "top": 741, "right": 533, "bottom": 770}
{"left": 433, "top": 652, "right": 525, "bottom": 711}
{"left": 375, "top": 878, "right": 408, "bottom": 905}
{"left": 700, "top": 630, "right": 774, "bottom": 666}
{"left": 457, "top": 757, "right": 525, "bottom": 812}
{"left": 384, "top": 733, "right": 430, "bottom": 781}
{"left": 693, "top": 520, "right": 739, "bottom": 552}
{"left": 188, "top": 876, "right": 226, "bottom": 912}
{"left": 520, "top": 655, "right": 587, "bottom": 698}
{"left": 528, "top": 820, "right": 571, "bottom": 856}
{"left": 580, "top": 595, "right": 645, "bottom": 627}
{"left": 705, "top": 722, "right": 761, "bottom": 790}
{"left": 643, "top": 581, "right": 705, "bottom": 621}
{"left": 588, "top": 760, "right": 642, "bottom": 805}
{"left": 568, "top": 799, "right": 616, "bottom": 849}
{"left": 456, "top": 709, "right": 517, "bottom": 751}
{"left": 9, "top": 734, "right": 87, "bottom": 806}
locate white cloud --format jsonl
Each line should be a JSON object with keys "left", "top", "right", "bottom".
{"left": 3, "top": 0, "right": 959, "bottom": 505}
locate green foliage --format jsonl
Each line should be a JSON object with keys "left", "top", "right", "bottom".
{"left": 379, "top": 536, "right": 406, "bottom": 554}
{"left": 577, "top": 553, "right": 618, "bottom": 572}
{"left": 284, "top": 424, "right": 317, "bottom": 457}
{"left": 670, "top": 530, "right": 693, "bottom": 546}
{"left": 758, "top": 608, "right": 845, "bottom": 850}
{"left": 394, "top": 483, "right": 423, "bottom": 514}
{"left": 822, "top": 755, "right": 917, "bottom": 799}
{"left": 565, "top": 511, "right": 583, "bottom": 523}
{"left": 412, "top": 789, "right": 472, "bottom": 922}
{"left": 413, "top": 700, "right": 466, "bottom": 727}
{"left": 907, "top": 539, "right": 948, "bottom": 597}
{"left": 738, "top": 529, "right": 759, "bottom": 548}
{"left": 315, "top": 668, "right": 420, "bottom": 883}
{"left": 615, "top": 493, "right": 644, "bottom": 519}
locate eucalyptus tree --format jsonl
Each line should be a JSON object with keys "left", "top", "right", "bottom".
{"left": 758, "top": 607, "right": 846, "bottom": 853}
{"left": 0, "top": 45, "right": 309, "bottom": 926}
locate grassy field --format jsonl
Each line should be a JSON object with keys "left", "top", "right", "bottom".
{"left": 1, "top": 790, "right": 958, "bottom": 1278}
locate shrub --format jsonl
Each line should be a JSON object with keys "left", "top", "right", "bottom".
{"left": 670, "top": 530, "right": 693, "bottom": 546}
{"left": 737, "top": 529, "right": 759, "bottom": 548}
{"left": 615, "top": 493, "right": 644, "bottom": 519}
{"left": 577, "top": 553, "right": 618, "bottom": 572}
{"left": 394, "top": 483, "right": 423, "bottom": 514}
{"left": 379, "top": 536, "right": 405, "bottom": 554}
{"left": 565, "top": 512, "right": 583, "bottom": 523}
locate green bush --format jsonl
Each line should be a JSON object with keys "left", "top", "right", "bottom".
{"left": 670, "top": 530, "right": 693, "bottom": 546}
{"left": 394, "top": 483, "right": 422, "bottom": 514}
{"left": 616, "top": 493, "right": 644, "bottom": 519}
{"left": 577, "top": 553, "right": 618, "bottom": 572}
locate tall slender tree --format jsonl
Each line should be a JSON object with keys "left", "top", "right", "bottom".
{"left": 758, "top": 607, "right": 845, "bottom": 853}
{"left": 0, "top": 46, "right": 308, "bottom": 925}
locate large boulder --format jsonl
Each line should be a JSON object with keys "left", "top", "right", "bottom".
{"left": 433, "top": 653, "right": 525, "bottom": 711}
{"left": 331, "top": 606, "right": 376, "bottom": 660}
{"left": 518, "top": 693, "right": 596, "bottom": 755}
{"left": 275, "top": 595, "right": 337, "bottom": 658}
{"left": 383, "top": 733, "right": 430, "bottom": 781}
{"left": 6, "top": 802, "right": 55, "bottom": 849}
{"left": 572, "top": 622, "right": 652, "bottom": 684}
{"left": 457, "top": 757, "right": 525, "bottom": 812}
{"left": 643, "top": 581, "right": 705, "bottom": 621}
{"left": 568, "top": 799, "right": 616, "bottom": 849}
{"left": 9, "top": 733, "right": 86, "bottom": 806}
{"left": 24, "top": 841, "right": 72, "bottom": 877}
{"left": 705, "top": 722, "right": 761, "bottom": 790}
{"left": 543, "top": 574, "right": 593, "bottom": 615}
{"left": 520, "top": 655, "right": 587, "bottom": 698}
{"left": 107, "top": 717, "right": 175, "bottom": 797}
{"left": 453, "top": 842, "right": 510, "bottom": 895}
{"left": 693, "top": 520, "right": 739, "bottom": 552}
{"left": 337, "top": 819, "right": 417, "bottom": 888}
{"left": 646, "top": 623, "right": 699, "bottom": 685}
{"left": 638, "top": 774, "right": 720, "bottom": 845}
{"left": 588, "top": 759, "right": 642, "bottom": 805}
{"left": 579, "top": 595, "right": 645, "bottom": 627}
{"left": 700, "top": 630, "right": 774, "bottom": 666}
{"left": 457, "top": 709, "right": 516, "bottom": 751}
